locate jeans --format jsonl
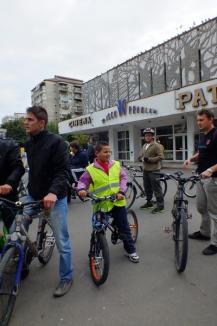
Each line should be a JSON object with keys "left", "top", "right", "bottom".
{"left": 18, "top": 195, "right": 73, "bottom": 281}
{"left": 111, "top": 206, "right": 136, "bottom": 254}
{"left": 143, "top": 170, "right": 164, "bottom": 208}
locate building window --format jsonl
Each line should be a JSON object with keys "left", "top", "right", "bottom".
{"left": 118, "top": 131, "right": 130, "bottom": 160}
{"left": 156, "top": 125, "right": 173, "bottom": 160}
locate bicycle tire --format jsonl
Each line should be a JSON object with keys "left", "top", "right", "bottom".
{"left": 183, "top": 180, "right": 196, "bottom": 198}
{"left": 125, "top": 182, "right": 137, "bottom": 210}
{"left": 160, "top": 179, "right": 167, "bottom": 197}
{"left": 0, "top": 247, "right": 17, "bottom": 326}
{"left": 127, "top": 209, "right": 138, "bottom": 243}
{"left": 38, "top": 219, "right": 55, "bottom": 265}
{"left": 174, "top": 211, "right": 188, "bottom": 273}
{"left": 89, "top": 232, "right": 109, "bottom": 286}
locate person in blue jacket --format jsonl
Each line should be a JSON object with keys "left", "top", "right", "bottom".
{"left": 69, "top": 143, "right": 89, "bottom": 182}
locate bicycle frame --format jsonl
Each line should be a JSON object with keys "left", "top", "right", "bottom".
{"left": 127, "top": 170, "right": 146, "bottom": 198}
{"left": 0, "top": 199, "right": 43, "bottom": 284}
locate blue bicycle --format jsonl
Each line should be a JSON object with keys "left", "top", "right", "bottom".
{"left": 88, "top": 194, "right": 138, "bottom": 286}
{"left": 0, "top": 197, "right": 55, "bottom": 326}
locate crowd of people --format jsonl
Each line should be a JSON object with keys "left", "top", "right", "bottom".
{"left": 0, "top": 106, "right": 217, "bottom": 299}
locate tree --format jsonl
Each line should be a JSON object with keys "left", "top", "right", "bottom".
{"left": 67, "top": 134, "right": 89, "bottom": 148}
{"left": 46, "top": 121, "right": 59, "bottom": 134}
{"left": 2, "top": 118, "right": 27, "bottom": 145}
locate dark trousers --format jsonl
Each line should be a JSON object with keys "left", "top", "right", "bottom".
{"left": 110, "top": 206, "right": 136, "bottom": 254}
{"left": 143, "top": 171, "right": 164, "bottom": 208}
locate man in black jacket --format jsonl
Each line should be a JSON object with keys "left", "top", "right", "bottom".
{"left": 24, "top": 106, "right": 73, "bottom": 297}
{"left": 0, "top": 138, "right": 25, "bottom": 229}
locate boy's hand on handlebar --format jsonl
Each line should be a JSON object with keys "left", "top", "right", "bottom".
{"left": 0, "top": 184, "right": 13, "bottom": 195}
{"left": 78, "top": 190, "right": 87, "bottom": 198}
{"left": 116, "top": 193, "right": 125, "bottom": 201}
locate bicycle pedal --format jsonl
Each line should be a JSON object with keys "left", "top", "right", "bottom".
{"left": 187, "top": 214, "right": 192, "bottom": 219}
{"left": 164, "top": 226, "right": 173, "bottom": 233}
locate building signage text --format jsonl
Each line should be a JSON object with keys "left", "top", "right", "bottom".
{"left": 68, "top": 116, "right": 92, "bottom": 128}
{"left": 102, "top": 99, "right": 158, "bottom": 123}
{"left": 177, "top": 84, "right": 217, "bottom": 110}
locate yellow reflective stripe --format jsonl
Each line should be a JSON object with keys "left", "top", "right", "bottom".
{"left": 92, "top": 182, "right": 120, "bottom": 194}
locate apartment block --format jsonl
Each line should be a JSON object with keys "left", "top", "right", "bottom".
{"left": 31, "top": 75, "right": 83, "bottom": 122}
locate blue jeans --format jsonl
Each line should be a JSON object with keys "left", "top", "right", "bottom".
{"left": 19, "top": 195, "right": 73, "bottom": 281}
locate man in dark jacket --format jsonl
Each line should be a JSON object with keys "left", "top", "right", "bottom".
{"left": 0, "top": 138, "right": 25, "bottom": 229}
{"left": 24, "top": 106, "right": 73, "bottom": 297}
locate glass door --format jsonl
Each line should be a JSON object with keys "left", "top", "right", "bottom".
{"left": 175, "top": 134, "right": 187, "bottom": 160}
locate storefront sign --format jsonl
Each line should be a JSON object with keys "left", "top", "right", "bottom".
{"left": 177, "top": 83, "right": 217, "bottom": 110}
{"left": 68, "top": 116, "right": 92, "bottom": 128}
{"left": 102, "top": 99, "right": 158, "bottom": 123}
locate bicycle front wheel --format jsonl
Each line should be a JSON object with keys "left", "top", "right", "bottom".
{"left": 174, "top": 212, "right": 188, "bottom": 273}
{"left": 38, "top": 219, "right": 55, "bottom": 265}
{"left": 125, "top": 182, "right": 137, "bottom": 210}
{"left": 127, "top": 209, "right": 138, "bottom": 243}
{"left": 89, "top": 232, "right": 109, "bottom": 286}
{"left": 0, "top": 247, "right": 17, "bottom": 326}
{"left": 183, "top": 180, "right": 196, "bottom": 198}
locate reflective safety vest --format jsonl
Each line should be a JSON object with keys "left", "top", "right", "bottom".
{"left": 87, "top": 161, "right": 126, "bottom": 212}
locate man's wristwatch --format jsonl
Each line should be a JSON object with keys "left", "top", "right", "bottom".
{"left": 207, "top": 168, "right": 213, "bottom": 174}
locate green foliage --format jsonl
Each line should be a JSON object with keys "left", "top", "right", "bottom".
{"left": 2, "top": 118, "right": 27, "bottom": 145}
{"left": 46, "top": 121, "right": 59, "bottom": 134}
{"left": 67, "top": 134, "right": 89, "bottom": 147}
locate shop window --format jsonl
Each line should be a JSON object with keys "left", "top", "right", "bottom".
{"left": 156, "top": 126, "right": 172, "bottom": 135}
{"left": 118, "top": 131, "right": 130, "bottom": 161}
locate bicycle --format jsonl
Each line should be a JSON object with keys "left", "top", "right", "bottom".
{"left": 0, "top": 197, "right": 55, "bottom": 326}
{"left": 122, "top": 163, "right": 167, "bottom": 209}
{"left": 88, "top": 194, "right": 138, "bottom": 286}
{"left": 18, "top": 168, "right": 29, "bottom": 199}
{"left": 158, "top": 171, "right": 200, "bottom": 273}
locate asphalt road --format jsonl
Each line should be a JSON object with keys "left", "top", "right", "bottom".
{"left": 10, "top": 170, "right": 217, "bottom": 326}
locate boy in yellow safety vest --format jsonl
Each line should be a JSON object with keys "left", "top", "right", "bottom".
{"left": 77, "top": 142, "right": 139, "bottom": 263}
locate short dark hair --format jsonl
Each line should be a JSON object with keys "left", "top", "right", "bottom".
{"left": 197, "top": 108, "right": 214, "bottom": 120}
{"left": 95, "top": 141, "right": 109, "bottom": 152}
{"left": 26, "top": 106, "right": 48, "bottom": 125}
{"left": 70, "top": 142, "right": 79, "bottom": 150}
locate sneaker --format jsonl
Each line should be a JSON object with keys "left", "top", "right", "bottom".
{"left": 188, "top": 231, "right": 210, "bottom": 241}
{"left": 151, "top": 207, "right": 164, "bottom": 214}
{"left": 53, "top": 280, "right": 73, "bottom": 298}
{"left": 202, "top": 244, "right": 217, "bottom": 255}
{"left": 128, "top": 252, "right": 140, "bottom": 263}
{"left": 140, "top": 202, "right": 153, "bottom": 209}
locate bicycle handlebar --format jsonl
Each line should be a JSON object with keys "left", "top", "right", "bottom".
{"left": 0, "top": 197, "right": 43, "bottom": 209}
{"left": 87, "top": 193, "right": 117, "bottom": 203}
{"left": 121, "top": 162, "right": 142, "bottom": 174}
{"left": 154, "top": 171, "right": 201, "bottom": 183}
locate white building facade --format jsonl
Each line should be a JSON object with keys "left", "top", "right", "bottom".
{"left": 59, "top": 18, "right": 217, "bottom": 164}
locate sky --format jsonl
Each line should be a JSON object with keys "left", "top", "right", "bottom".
{"left": 0, "top": 0, "right": 216, "bottom": 123}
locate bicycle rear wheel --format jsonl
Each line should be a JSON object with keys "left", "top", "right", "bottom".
{"left": 160, "top": 179, "right": 167, "bottom": 197}
{"left": 125, "top": 182, "right": 137, "bottom": 210}
{"left": 127, "top": 209, "right": 138, "bottom": 243}
{"left": 183, "top": 180, "right": 196, "bottom": 198}
{"left": 0, "top": 247, "right": 17, "bottom": 326}
{"left": 38, "top": 219, "right": 55, "bottom": 265}
{"left": 174, "top": 212, "right": 188, "bottom": 273}
{"left": 89, "top": 232, "right": 109, "bottom": 286}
